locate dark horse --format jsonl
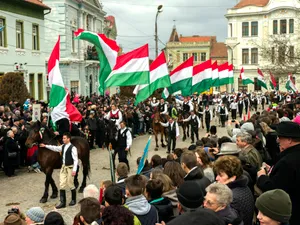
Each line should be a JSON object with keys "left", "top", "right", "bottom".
{"left": 178, "top": 110, "right": 190, "bottom": 141}
{"left": 152, "top": 111, "right": 168, "bottom": 151}
{"left": 25, "top": 121, "right": 90, "bottom": 203}
{"left": 103, "top": 119, "right": 118, "bottom": 169}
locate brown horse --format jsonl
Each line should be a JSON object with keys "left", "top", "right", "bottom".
{"left": 152, "top": 111, "right": 168, "bottom": 150}
{"left": 178, "top": 110, "right": 190, "bottom": 141}
{"left": 25, "top": 121, "right": 90, "bottom": 203}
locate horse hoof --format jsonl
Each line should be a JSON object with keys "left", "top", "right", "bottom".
{"left": 155, "top": 147, "right": 158, "bottom": 151}
{"left": 40, "top": 198, "right": 47, "bottom": 203}
{"left": 50, "top": 193, "right": 58, "bottom": 199}
{"left": 78, "top": 187, "right": 84, "bottom": 193}
{"left": 162, "top": 144, "right": 166, "bottom": 148}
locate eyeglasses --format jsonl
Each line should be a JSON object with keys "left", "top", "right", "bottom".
{"left": 203, "top": 198, "right": 218, "bottom": 207}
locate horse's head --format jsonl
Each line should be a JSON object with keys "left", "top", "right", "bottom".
{"left": 25, "top": 120, "right": 43, "bottom": 147}
{"left": 105, "top": 119, "right": 118, "bottom": 141}
{"left": 153, "top": 111, "right": 160, "bottom": 124}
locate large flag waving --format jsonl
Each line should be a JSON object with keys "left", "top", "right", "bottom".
{"left": 228, "top": 64, "right": 234, "bottom": 84}
{"left": 105, "top": 44, "right": 150, "bottom": 88}
{"left": 74, "top": 29, "right": 119, "bottom": 95}
{"left": 48, "top": 37, "right": 82, "bottom": 123}
{"left": 211, "top": 61, "right": 219, "bottom": 87}
{"left": 192, "top": 59, "right": 212, "bottom": 93}
{"left": 269, "top": 71, "right": 277, "bottom": 90}
{"left": 286, "top": 74, "right": 298, "bottom": 93}
{"left": 239, "top": 67, "right": 254, "bottom": 85}
{"left": 218, "top": 62, "right": 229, "bottom": 86}
{"left": 257, "top": 68, "right": 268, "bottom": 89}
{"left": 133, "top": 52, "right": 170, "bottom": 104}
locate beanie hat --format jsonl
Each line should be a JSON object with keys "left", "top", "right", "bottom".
{"left": 256, "top": 189, "right": 292, "bottom": 223}
{"left": 44, "top": 212, "right": 64, "bottom": 225}
{"left": 26, "top": 207, "right": 45, "bottom": 223}
{"left": 176, "top": 180, "right": 204, "bottom": 209}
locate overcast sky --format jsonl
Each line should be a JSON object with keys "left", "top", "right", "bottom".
{"left": 102, "top": 0, "right": 237, "bottom": 58}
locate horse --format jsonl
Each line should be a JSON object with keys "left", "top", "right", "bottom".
{"left": 178, "top": 110, "right": 190, "bottom": 141}
{"left": 25, "top": 121, "right": 90, "bottom": 203}
{"left": 152, "top": 110, "right": 168, "bottom": 151}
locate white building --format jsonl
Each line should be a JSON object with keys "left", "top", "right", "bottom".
{"left": 44, "top": 0, "right": 111, "bottom": 97}
{"left": 0, "top": 0, "right": 50, "bottom": 100}
{"left": 225, "top": 0, "right": 300, "bottom": 92}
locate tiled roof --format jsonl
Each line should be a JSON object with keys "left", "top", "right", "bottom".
{"left": 211, "top": 42, "right": 228, "bottom": 58}
{"left": 24, "top": 0, "right": 51, "bottom": 9}
{"left": 179, "top": 36, "right": 212, "bottom": 43}
{"left": 234, "top": 0, "right": 269, "bottom": 8}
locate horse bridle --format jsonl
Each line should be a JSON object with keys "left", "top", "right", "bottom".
{"left": 30, "top": 127, "right": 57, "bottom": 147}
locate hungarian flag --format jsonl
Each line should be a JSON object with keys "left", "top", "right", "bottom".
{"left": 74, "top": 29, "right": 119, "bottom": 95}
{"left": 162, "top": 57, "right": 193, "bottom": 98}
{"left": 269, "top": 71, "right": 277, "bottom": 90}
{"left": 286, "top": 74, "right": 298, "bottom": 93}
{"left": 228, "top": 64, "right": 234, "bottom": 84}
{"left": 257, "top": 68, "right": 268, "bottom": 89}
{"left": 211, "top": 61, "right": 219, "bottom": 87}
{"left": 192, "top": 59, "right": 212, "bottom": 93}
{"left": 48, "top": 37, "right": 82, "bottom": 124}
{"left": 133, "top": 52, "right": 170, "bottom": 104}
{"left": 105, "top": 44, "right": 149, "bottom": 88}
{"left": 239, "top": 67, "right": 254, "bottom": 85}
{"left": 218, "top": 62, "right": 229, "bottom": 86}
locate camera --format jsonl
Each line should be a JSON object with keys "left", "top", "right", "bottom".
{"left": 8, "top": 208, "right": 19, "bottom": 215}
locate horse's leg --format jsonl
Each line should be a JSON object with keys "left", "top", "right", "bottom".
{"left": 161, "top": 131, "right": 166, "bottom": 148}
{"left": 182, "top": 126, "right": 186, "bottom": 141}
{"left": 155, "top": 132, "right": 159, "bottom": 150}
{"left": 79, "top": 163, "right": 89, "bottom": 193}
{"left": 74, "top": 165, "right": 80, "bottom": 189}
{"left": 40, "top": 172, "right": 50, "bottom": 203}
{"left": 49, "top": 171, "right": 58, "bottom": 199}
{"left": 187, "top": 123, "right": 190, "bottom": 137}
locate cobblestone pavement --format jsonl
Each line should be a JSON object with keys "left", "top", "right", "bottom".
{"left": 0, "top": 121, "right": 229, "bottom": 224}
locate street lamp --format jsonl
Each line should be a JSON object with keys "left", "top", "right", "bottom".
{"left": 226, "top": 42, "right": 240, "bottom": 92}
{"left": 155, "top": 5, "right": 163, "bottom": 57}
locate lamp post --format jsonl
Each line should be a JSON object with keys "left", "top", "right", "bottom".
{"left": 226, "top": 42, "right": 240, "bottom": 92}
{"left": 155, "top": 5, "right": 163, "bottom": 58}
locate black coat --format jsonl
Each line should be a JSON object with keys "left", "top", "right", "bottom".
{"left": 183, "top": 167, "right": 211, "bottom": 195}
{"left": 257, "top": 144, "right": 300, "bottom": 225}
{"left": 4, "top": 137, "right": 20, "bottom": 166}
{"left": 150, "top": 198, "right": 173, "bottom": 223}
{"left": 227, "top": 175, "right": 254, "bottom": 225}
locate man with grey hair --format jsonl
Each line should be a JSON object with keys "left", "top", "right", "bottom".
{"left": 3, "top": 129, "right": 20, "bottom": 177}
{"left": 83, "top": 184, "right": 100, "bottom": 200}
{"left": 236, "top": 132, "right": 262, "bottom": 170}
{"left": 204, "top": 183, "right": 243, "bottom": 225}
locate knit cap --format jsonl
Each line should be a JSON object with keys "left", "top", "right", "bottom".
{"left": 176, "top": 180, "right": 204, "bottom": 209}
{"left": 256, "top": 189, "right": 292, "bottom": 223}
{"left": 26, "top": 207, "right": 45, "bottom": 223}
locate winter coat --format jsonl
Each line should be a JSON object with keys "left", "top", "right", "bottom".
{"left": 183, "top": 166, "right": 211, "bottom": 195}
{"left": 264, "top": 131, "right": 280, "bottom": 165}
{"left": 216, "top": 205, "right": 244, "bottom": 225}
{"left": 239, "top": 145, "right": 263, "bottom": 171}
{"left": 162, "top": 189, "right": 179, "bottom": 216}
{"left": 4, "top": 137, "right": 20, "bottom": 167}
{"left": 227, "top": 175, "right": 254, "bottom": 225}
{"left": 257, "top": 144, "right": 300, "bottom": 225}
{"left": 149, "top": 197, "right": 173, "bottom": 223}
{"left": 87, "top": 117, "right": 97, "bottom": 131}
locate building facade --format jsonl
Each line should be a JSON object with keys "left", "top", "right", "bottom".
{"left": 44, "top": 0, "right": 117, "bottom": 97}
{"left": 0, "top": 0, "right": 50, "bottom": 100}
{"left": 225, "top": 0, "right": 300, "bottom": 92}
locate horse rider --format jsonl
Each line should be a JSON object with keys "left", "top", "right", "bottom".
{"left": 151, "top": 98, "right": 168, "bottom": 123}
{"left": 54, "top": 118, "right": 70, "bottom": 140}
{"left": 182, "top": 110, "right": 200, "bottom": 143}
{"left": 160, "top": 117, "right": 180, "bottom": 154}
{"left": 105, "top": 103, "right": 123, "bottom": 129}
{"left": 116, "top": 121, "right": 132, "bottom": 171}
{"left": 40, "top": 132, "right": 78, "bottom": 209}
{"left": 192, "top": 93, "right": 199, "bottom": 105}
{"left": 176, "top": 97, "right": 194, "bottom": 116}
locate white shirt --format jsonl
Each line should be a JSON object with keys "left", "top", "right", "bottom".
{"left": 160, "top": 121, "right": 180, "bottom": 137}
{"left": 45, "top": 142, "right": 78, "bottom": 172}
{"left": 183, "top": 114, "right": 201, "bottom": 128}
{"left": 105, "top": 109, "right": 123, "bottom": 129}
{"left": 230, "top": 102, "right": 238, "bottom": 110}
{"left": 118, "top": 127, "right": 132, "bottom": 149}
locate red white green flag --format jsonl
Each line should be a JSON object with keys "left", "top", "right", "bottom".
{"left": 239, "top": 67, "right": 254, "bottom": 85}
{"left": 105, "top": 44, "right": 150, "bottom": 88}
{"left": 257, "top": 68, "right": 268, "bottom": 89}
{"left": 192, "top": 59, "right": 212, "bottom": 93}
{"left": 286, "top": 74, "right": 298, "bottom": 93}
{"left": 74, "top": 29, "right": 119, "bottom": 95}
{"left": 269, "top": 71, "right": 277, "bottom": 90}
{"left": 48, "top": 37, "right": 82, "bottom": 123}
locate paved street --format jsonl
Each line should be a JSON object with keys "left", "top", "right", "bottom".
{"left": 0, "top": 122, "right": 229, "bottom": 224}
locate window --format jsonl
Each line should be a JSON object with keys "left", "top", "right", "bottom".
{"left": 273, "top": 20, "right": 278, "bottom": 34}
{"left": 278, "top": 46, "right": 286, "bottom": 63}
{"left": 201, "top": 52, "right": 206, "bottom": 61}
{"left": 289, "top": 46, "right": 294, "bottom": 63}
{"left": 71, "top": 81, "right": 79, "bottom": 94}
{"left": 251, "top": 21, "right": 258, "bottom": 36}
{"left": 16, "top": 21, "right": 24, "bottom": 49}
{"left": 242, "top": 22, "right": 249, "bottom": 37}
{"left": 254, "top": 78, "right": 262, "bottom": 91}
{"left": 183, "top": 53, "right": 188, "bottom": 61}
{"left": 242, "top": 49, "right": 249, "bottom": 64}
{"left": 192, "top": 53, "right": 198, "bottom": 61}
{"left": 271, "top": 47, "right": 275, "bottom": 63}
{"left": 251, "top": 48, "right": 258, "bottom": 64}
{"left": 0, "top": 18, "right": 6, "bottom": 47}
{"left": 229, "top": 23, "right": 232, "bottom": 37}
{"left": 280, "top": 20, "right": 287, "bottom": 34}
{"left": 32, "top": 25, "right": 39, "bottom": 50}
{"left": 289, "top": 19, "right": 294, "bottom": 34}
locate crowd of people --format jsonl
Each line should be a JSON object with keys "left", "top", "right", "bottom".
{"left": 1, "top": 90, "right": 300, "bottom": 225}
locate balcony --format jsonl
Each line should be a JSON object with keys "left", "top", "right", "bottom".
{"left": 85, "top": 45, "right": 99, "bottom": 61}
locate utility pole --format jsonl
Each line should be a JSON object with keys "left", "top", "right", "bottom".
{"left": 155, "top": 5, "right": 163, "bottom": 58}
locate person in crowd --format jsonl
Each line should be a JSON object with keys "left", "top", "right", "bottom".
{"left": 124, "top": 175, "right": 158, "bottom": 225}
{"left": 207, "top": 125, "right": 218, "bottom": 144}
{"left": 172, "top": 148, "right": 183, "bottom": 163}
{"left": 195, "top": 148, "right": 215, "bottom": 182}
{"left": 145, "top": 179, "right": 173, "bottom": 222}
{"left": 44, "top": 211, "right": 65, "bottom": 225}
{"left": 136, "top": 157, "right": 152, "bottom": 178}
{"left": 25, "top": 207, "right": 45, "bottom": 225}
{"left": 256, "top": 189, "right": 292, "bottom": 225}
{"left": 214, "top": 155, "right": 254, "bottom": 225}
{"left": 3, "top": 130, "right": 20, "bottom": 177}
{"left": 204, "top": 183, "right": 243, "bottom": 225}
{"left": 83, "top": 184, "right": 99, "bottom": 199}
{"left": 1, "top": 213, "right": 26, "bottom": 225}
{"left": 163, "top": 160, "right": 186, "bottom": 188}
{"left": 116, "top": 162, "right": 129, "bottom": 193}
{"left": 150, "top": 155, "right": 162, "bottom": 170}
{"left": 257, "top": 121, "right": 300, "bottom": 225}
{"left": 102, "top": 205, "right": 134, "bottom": 225}
{"left": 78, "top": 197, "right": 102, "bottom": 225}
{"left": 182, "top": 110, "right": 200, "bottom": 144}
{"left": 104, "top": 103, "right": 123, "bottom": 129}
{"left": 204, "top": 105, "right": 213, "bottom": 133}
{"left": 160, "top": 117, "right": 179, "bottom": 154}
{"left": 40, "top": 132, "right": 78, "bottom": 209}
{"left": 218, "top": 102, "right": 228, "bottom": 127}
{"left": 87, "top": 111, "right": 97, "bottom": 149}
{"left": 230, "top": 99, "right": 238, "bottom": 121}
{"left": 236, "top": 132, "right": 263, "bottom": 170}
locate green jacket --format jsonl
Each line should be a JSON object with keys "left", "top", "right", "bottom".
{"left": 124, "top": 205, "right": 142, "bottom": 225}
{"left": 171, "top": 107, "right": 178, "bottom": 119}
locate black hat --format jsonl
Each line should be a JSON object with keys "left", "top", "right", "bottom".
{"left": 188, "top": 144, "right": 196, "bottom": 151}
{"left": 44, "top": 212, "right": 64, "bottom": 225}
{"left": 176, "top": 180, "right": 204, "bottom": 209}
{"left": 276, "top": 121, "right": 300, "bottom": 138}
